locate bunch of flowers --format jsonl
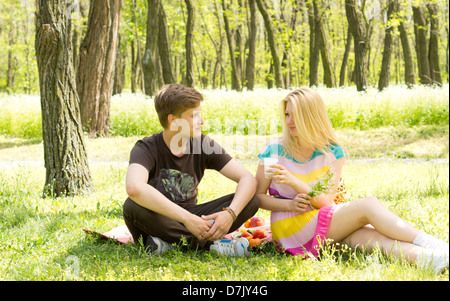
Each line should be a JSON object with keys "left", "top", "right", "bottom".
{"left": 307, "top": 172, "right": 336, "bottom": 199}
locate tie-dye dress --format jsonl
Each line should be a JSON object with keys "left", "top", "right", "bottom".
{"left": 258, "top": 139, "right": 345, "bottom": 258}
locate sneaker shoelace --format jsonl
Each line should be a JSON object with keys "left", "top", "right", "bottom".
{"left": 217, "top": 240, "right": 240, "bottom": 256}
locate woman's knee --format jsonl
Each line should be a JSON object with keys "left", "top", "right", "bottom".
{"left": 351, "top": 196, "right": 381, "bottom": 224}
{"left": 356, "top": 196, "right": 382, "bottom": 210}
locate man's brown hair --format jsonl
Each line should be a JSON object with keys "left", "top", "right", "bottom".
{"left": 154, "top": 84, "right": 203, "bottom": 129}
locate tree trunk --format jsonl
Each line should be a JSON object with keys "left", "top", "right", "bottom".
{"left": 255, "top": 0, "right": 284, "bottom": 89}
{"left": 266, "top": 60, "right": 274, "bottom": 89}
{"left": 71, "top": 0, "right": 88, "bottom": 78}
{"left": 7, "top": 25, "right": 16, "bottom": 94}
{"left": 184, "top": 0, "right": 195, "bottom": 87}
{"left": 445, "top": 0, "right": 449, "bottom": 83}
{"left": 143, "top": 0, "right": 160, "bottom": 96}
{"left": 131, "top": 41, "right": 137, "bottom": 93}
{"left": 235, "top": 1, "right": 244, "bottom": 85}
{"left": 35, "top": 0, "right": 93, "bottom": 197}
{"left": 397, "top": 0, "right": 415, "bottom": 88}
{"left": 246, "top": 0, "right": 257, "bottom": 91}
{"left": 279, "top": 0, "right": 300, "bottom": 89}
{"left": 77, "top": 0, "right": 122, "bottom": 138}
{"left": 427, "top": 3, "right": 442, "bottom": 86}
{"left": 207, "top": 0, "right": 224, "bottom": 90}
{"left": 378, "top": 0, "right": 396, "bottom": 91}
{"left": 345, "top": 0, "right": 368, "bottom": 91}
{"left": 113, "top": 34, "right": 125, "bottom": 95}
{"left": 314, "top": 1, "right": 336, "bottom": 88}
{"left": 412, "top": 5, "right": 431, "bottom": 85}
{"left": 339, "top": 25, "right": 353, "bottom": 87}
{"left": 306, "top": 0, "right": 319, "bottom": 87}
{"left": 158, "top": 3, "right": 175, "bottom": 85}
{"left": 222, "top": 0, "right": 241, "bottom": 91}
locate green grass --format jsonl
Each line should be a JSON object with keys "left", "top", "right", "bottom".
{"left": 1, "top": 124, "right": 447, "bottom": 163}
{"left": 0, "top": 146, "right": 448, "bottom": 280}
{"left": 1, "top": 85, "right": 448, "bottom": 138}
{"left": 0, "top": 86, "right": 448, "bottom": 281}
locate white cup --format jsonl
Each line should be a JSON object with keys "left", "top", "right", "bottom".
{"left": 263, "top": 157, "right": 278, "bottom": 179}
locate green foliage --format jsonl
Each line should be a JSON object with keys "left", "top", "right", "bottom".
{"left": 108, "top": 94, "right": 163, "bottom": 136}
{"left": 1, "top": 0, "right": 449, "bottom": 94}
{"left": 0, "top": 94, "right": 41, "bottom": 138}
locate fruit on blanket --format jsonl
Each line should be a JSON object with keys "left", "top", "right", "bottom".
{"left": 232, "top": 228, "right": 269, "bottom": 248}
{"left": 240, "top": 231, "right": 253, "bottom": 239}
{"left": 244, "top": 219, "right": 251, "bottom": 228}
{"left": 252, "top": 229, "right": 267, "bottom": 239}
{"left": 249, "top": 216, "right": 265, "bottom": 227}
{"left": 249, "top": 238, "right": 261, "bottom": 247}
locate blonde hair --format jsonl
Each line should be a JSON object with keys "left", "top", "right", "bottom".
{"left": 281, "top": 87, "right": 348, "bottom": 159}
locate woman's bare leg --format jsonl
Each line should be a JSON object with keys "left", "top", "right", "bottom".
{"left": 326, "top": 196, "right": 448, "bottom": 272}
{"left": 327, "top": 196, "right": 421, "bottom": 244}
{"left": 339, "top": 225, "right": 423, "bottom": 264}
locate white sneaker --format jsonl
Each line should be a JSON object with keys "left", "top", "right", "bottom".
{"left": 417, "top": 249, "right": 449, "bottom": 274}
{"left": 210, "top": 238, "right": 251, "bottom": 258}
{"left": 145, "top": 236, "right": 175, "bottom": 255}
{"left": 413, "top": 232, "right": 449, "bottom": 254}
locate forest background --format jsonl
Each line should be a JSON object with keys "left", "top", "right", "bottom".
{"left": 0, "top": 0, "right": 448, "bottom": 95}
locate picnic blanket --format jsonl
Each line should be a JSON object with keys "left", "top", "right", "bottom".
{"left": 83, "top": 222, "right": 272, "bottom": 245}
{"left": 83, "top": 225, "right": 133, "bottom": 244}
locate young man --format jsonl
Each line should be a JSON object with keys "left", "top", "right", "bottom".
{"left": 123, "top": 84, "right": 259, "bottom": 257}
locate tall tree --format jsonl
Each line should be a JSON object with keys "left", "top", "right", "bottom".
{"left": 445, "top": 0, "right": 449, "bottom": 83}
{"left": 339, "top": 25, "right": 353, "bottom": 87}
{"left": 246, "top": 0, "right": 257, "bottom": 90}
{"left": 278, "top": 0, "right": 301, "bottom": 88}
{"left": 35, "top": 0, "right": 93, "bottom": 197}
{"left": 143, "top": 0, "right": 161, "bottom": 95}
{"left": 446, "top": 0, "right": 449, "bottom": 83}
{"left": 397, "top": 0, "right": 416, "bottom": 87}
{"left": 6, "top": 15, "right": 16, "bottom": 94}
{"left": 222, "top": 0, "right": 242, "bottom": 91}
{"left": 113, "top": 34, "right": 126, "bottom": 95}
{"left": 314, "top": 1, "right": 336, "bottom": 88}
{"left": 202, "top": 0, "right": 225, "bottom": 89}
{"left": 158, "top": 2, "right": 175, "bottom": 85}
{"left": 184, "top": 0, "right": 195, "bottom": 87}
{"left": 378, "top": 0, "right": 396, "bottom": 91}
{"left": 234, "top": 0, "right": 244, "bottom": 85}
{"left": 131, "top": 0, "right": 145, "bottom": 93}
{"left": 255, "top": 0, "right": 284, "bottom": 88}
{"left": 427, "top": 2, "right": 443, "bottom": 86}
{"left": 412, "top": 4, "right": 431, "bottom": 85}
{"left": 306, "top": 0, "right": 319, "bottom": 87}
{"left": 345, "top": 0, "right": 368, "bottom": 91}
{"left": 77, "top": 0, "right": 122, "bottom": 137}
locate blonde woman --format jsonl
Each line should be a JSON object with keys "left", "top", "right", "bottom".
{"left": 255, "top": 87, "right": 448, "bottom": 274}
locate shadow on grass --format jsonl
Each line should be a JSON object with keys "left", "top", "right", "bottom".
{"left": 0, "top": 137, "right": 42, "bottom": 150}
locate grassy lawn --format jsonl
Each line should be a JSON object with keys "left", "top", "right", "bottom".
{"left": 0, "top": 86, "right": 448, "bottom": 281}
{"left": 0, "top": 127, "right": 448, "bottom": 281}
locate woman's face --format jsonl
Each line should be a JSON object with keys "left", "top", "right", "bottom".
{"left": 284, "top": 101, "right": 297, "bottom": 136}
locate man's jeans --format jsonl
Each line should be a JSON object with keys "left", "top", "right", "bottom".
{"left": 123, "top": 193, "right": 259, "bottom": 249}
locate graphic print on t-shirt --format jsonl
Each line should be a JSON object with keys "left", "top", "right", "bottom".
{"left": 153, "top": 169, "right": 197, "bottom": 203}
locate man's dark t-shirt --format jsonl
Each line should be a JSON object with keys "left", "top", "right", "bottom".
{"left": 129, "top": 132, "right": 232, "bottom": 209}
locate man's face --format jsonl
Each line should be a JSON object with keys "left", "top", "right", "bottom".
{"left": 176, "top": 104, "right": 204, "bottom": 138}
